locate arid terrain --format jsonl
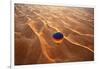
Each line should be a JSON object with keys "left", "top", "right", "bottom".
{"left": 14, "top": 4, "right": 94, "bottom": 65}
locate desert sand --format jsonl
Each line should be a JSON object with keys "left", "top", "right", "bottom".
{"left": 14, "top": 4, "right": 94, "bottom": 65}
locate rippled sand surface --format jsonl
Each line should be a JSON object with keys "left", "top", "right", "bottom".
{"left": 14, "top": 4, "right": 94, "bottom": 65}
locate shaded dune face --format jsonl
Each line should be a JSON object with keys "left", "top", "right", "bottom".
{"left": 14, "top": 4, "right": 94, "bottom": 65}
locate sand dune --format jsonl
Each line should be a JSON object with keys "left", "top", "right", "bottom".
{"left": 14, "top": 4, "right": 94, "bottom": 65}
